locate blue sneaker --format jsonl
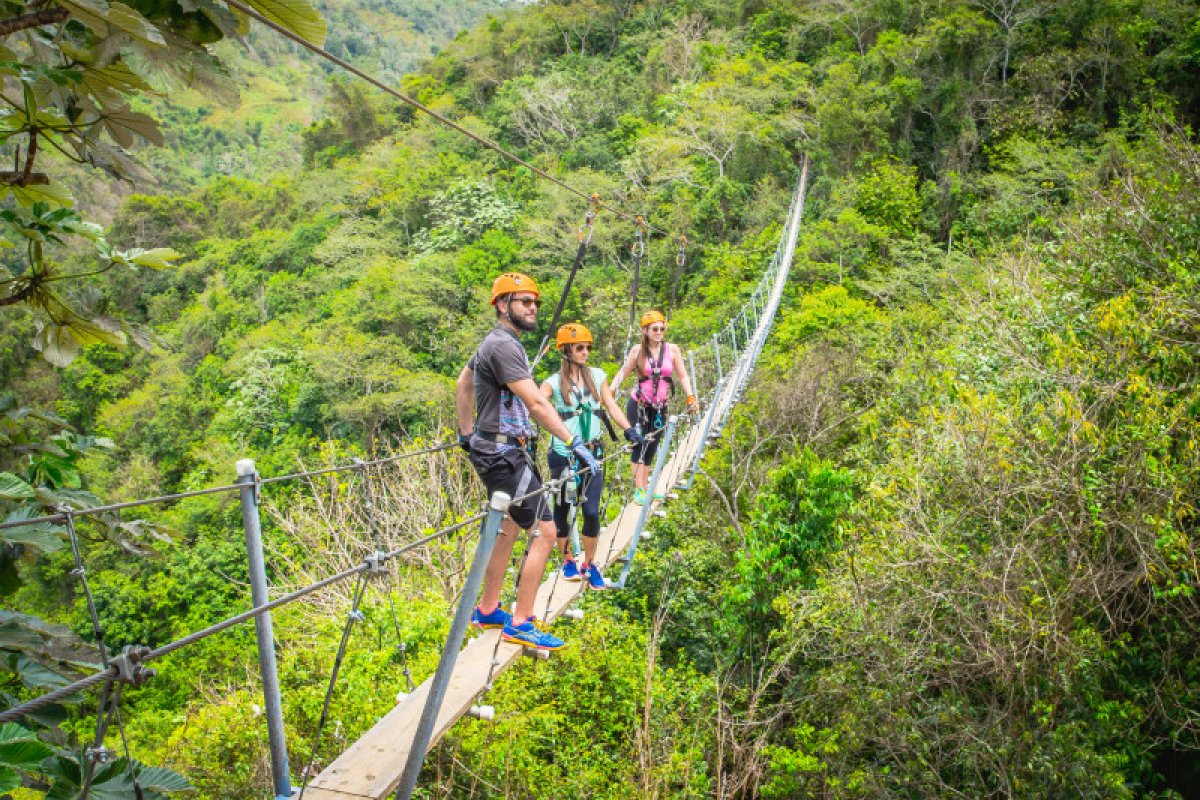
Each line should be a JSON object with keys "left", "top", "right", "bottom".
{"left": 584, "top": 563, "right": 606, "bottom": 591}
{"left": 471, "top": 605, "right": 511, "bottom": 630}
{"left": 562, "top": 558, "right": 582, "bottom": 581}
{"left": 502, "top": 619, "right": 565, "bottom": 651}
{"left": 633, "top": 487, "right": 646, "bottom": 505}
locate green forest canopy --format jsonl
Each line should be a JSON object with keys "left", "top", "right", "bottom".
{"left": 2, "top": 0, "right": 1200, "bottom": 796}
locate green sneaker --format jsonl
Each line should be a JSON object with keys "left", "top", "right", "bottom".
{"left": 653, "top": 489, "right": 665, "bottom": 501}
{"left": 633, "top": 487, "right": 646, "bottom": 505}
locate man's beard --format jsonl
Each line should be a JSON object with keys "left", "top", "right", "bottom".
{"left": 511, "top": 312, "right": 537, "bottom": 332}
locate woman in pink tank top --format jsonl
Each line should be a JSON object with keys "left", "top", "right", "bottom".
{"left": 610, "top": 310, "right": 699, "bottom": 504}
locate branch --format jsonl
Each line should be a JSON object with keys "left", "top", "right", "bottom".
{"left": 0, "top": 171, "right": 49, "bottom": 185}
{"left": 0, "top": 280, "right": 40, "bottom": 307}
{"left": 0, "top": 8, "right": 70, "bottom": 38}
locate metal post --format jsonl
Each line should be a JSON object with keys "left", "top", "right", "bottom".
{"left": 614, "top": 417, "right": 677, "bottom": 589}
{"left": 687, "top": 350, "right": 699, "bottom": 400}
{"left": 396, "top": 491, "right": 509, "bottom": 800}
{"left": 679, "top": 378, "right": 725, "bottom": 491}
{"left": 236, "top": 460, "right": 292, "bottom": 800}
{"left": 712, "top": 335, "right": 723, "bottom": 383}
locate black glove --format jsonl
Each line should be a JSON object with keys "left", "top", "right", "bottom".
{"left": 569, "top": 436, "right": 600, "bottom": 476}
{"left": 623, "top": 427, "right": 644, "bottom": 448}
{"left": 458, "top": 432, "right": 471, "bottom": 454}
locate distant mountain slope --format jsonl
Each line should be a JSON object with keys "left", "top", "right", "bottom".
{"left": 57, "top": 0, "right": 507, "bottom": 213}
{"left": 148, "top": 0, "right": 507, "bottom": 185}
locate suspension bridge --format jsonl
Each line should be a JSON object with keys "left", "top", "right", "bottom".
{"left": 0, "top": 2, "right": 812, "bottom": 796}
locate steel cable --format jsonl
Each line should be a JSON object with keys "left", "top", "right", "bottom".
{"left": 0, "top": 439, "right": 460, "bottom": 532}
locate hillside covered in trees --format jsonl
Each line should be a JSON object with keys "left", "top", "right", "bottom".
{"left": 3, "top": 0, "right": 1200, "bottom": 796}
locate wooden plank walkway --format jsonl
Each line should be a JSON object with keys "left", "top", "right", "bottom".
{"left": 304, "top": 418, "right": 707, "bottom": 800}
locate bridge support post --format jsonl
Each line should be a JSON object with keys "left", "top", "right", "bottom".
{"left": 687, "top": 350, "right": 699, "bottom": 398}
{"left": 614, "top": 416, "right": 677, "bottom": 589}
{"left": 712, "top": 334, "right": 722, "bottom": 383}
{"left": 236, "top": 459, "right": 293, "bottom": 800}
{"left": 679, "top": 377, "right": 725, "bottom": 492}
{"left": 396, "top": 491, "right": 510, "bottom": 800}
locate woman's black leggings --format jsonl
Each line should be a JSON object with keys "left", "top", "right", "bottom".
{"left": 547, "top": 448, "right": 604, "bottom": 541}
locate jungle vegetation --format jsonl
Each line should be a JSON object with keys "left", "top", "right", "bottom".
{"left": 2, "top": 0, "right": 1200, "bottom": 796}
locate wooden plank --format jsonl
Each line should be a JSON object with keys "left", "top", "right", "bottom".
{"left": 306, "top": 430, "right": 708, "bottom": 800}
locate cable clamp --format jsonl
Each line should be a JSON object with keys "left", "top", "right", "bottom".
{"left": 253, "top": 471, "right": 262, "bottom": 504}
{"left": 111, "top": 645, "right": 156, "bottom": 687}
{"left": 85, "top": 745, "right": 114, "bottom": 764}
{"left": 364, "top": 550, "right": 389, "bottom": 577}
{"left": 349, "top": 610, "right": 365, "bottom": 624}
{"left": 70, "top": 566, "right": 86, "bottom": 577}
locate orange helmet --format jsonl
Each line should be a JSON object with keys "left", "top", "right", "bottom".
{"left": 490, "top": 272, "right": 540, "bottom": 305}
{"left": 640, "top": 310, "right": 666, "bottom": 328}
{"left": 556, "top": 323, "right": 594, "bottom": 348}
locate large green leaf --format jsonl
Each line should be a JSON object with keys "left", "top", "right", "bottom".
{"left": 0, "top": 739, "right": 54, "bottom": 769}
{"left": 106, "top": 2, "right": 166, "bottom": 48}
{"left": 245, "top": 0, "right": 326, "bottom": 46}
{"left": 31, "top": 324, "right": 79, "bottom": 368}
{"left": 98, "top": 104, "right": 163, "bottom": 148}
{"left": 14, "top": 654, "right": 72, "bottom": 690}
{"left": 32, "top": 317, "right": 127, "bottom": 368}
{"left": 80, "top": 62, "right": 153, "bottom": 96}
{"left": 51, "top": 0, "right": 111, "bottom": 36}
{"left": 0, "top": 472, "right": 35, "bottom": 501}
{"left": 0, "top": 765, "right": 19, "bottom": 794}
{"left": 0, "top": 723, "right": 40, "bottom": 744}
{"left": 128, "top": 247, "right": 182, "bottom": 270}
{"left": 0, "top": 611, "right": 99, "bottom": 672}
{"left": 0, "top": 521, "right": 65, "bottom": 553}
{"left": 11, "top": 181, "right": 74, "bottom": 209}
{"left": 135, "top": 765, "right": 194, "bottom": 794}
{"left": 45, "top": 757, "right": 192, "bottom": 800}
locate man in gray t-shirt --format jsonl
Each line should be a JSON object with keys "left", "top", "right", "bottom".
{"left": 455, "top": 272, "right": 599, "bottom": 651}
{"left": 467, "top": 326, "right": 534, "bottom": 440}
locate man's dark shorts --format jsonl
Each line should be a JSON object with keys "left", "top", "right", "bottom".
{"left": 468, "top": 444, "right": 552, "bottom": 529}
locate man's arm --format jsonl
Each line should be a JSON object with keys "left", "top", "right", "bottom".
{"left": 507, "top": 377, "right": 574, "bottom": 442}
{"left": 455, "top": 364, "right": 475, "bottom": 436}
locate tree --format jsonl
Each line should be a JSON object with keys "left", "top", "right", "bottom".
{"left": 970, "top": 0, "right": 1054, "bottom": 84}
